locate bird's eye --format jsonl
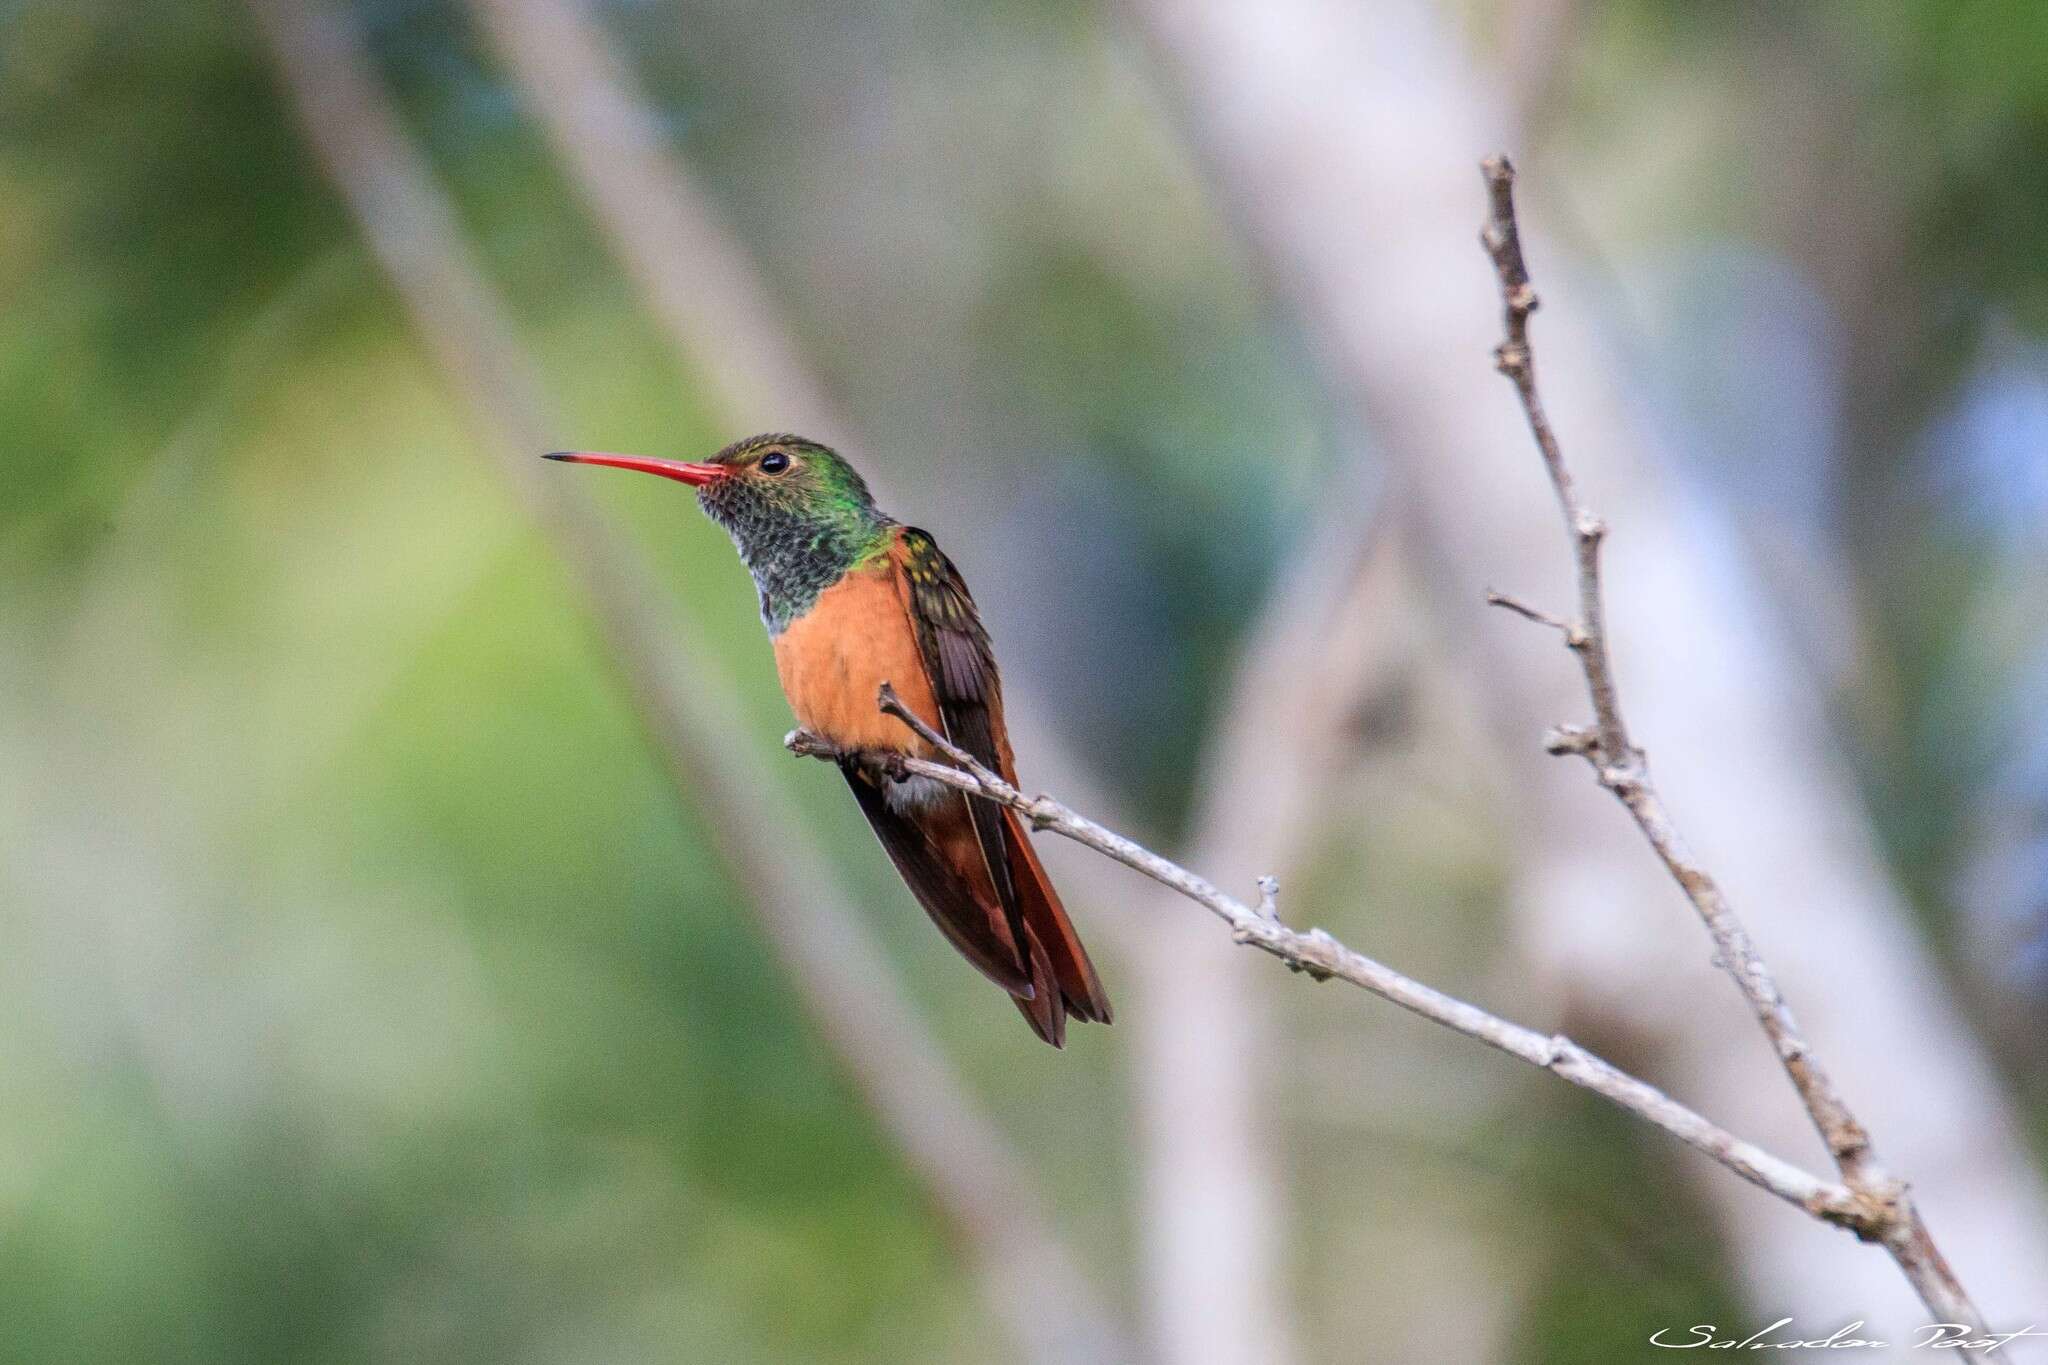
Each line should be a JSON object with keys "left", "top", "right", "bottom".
{"left": 758, "top": 450, "right": 792, "bottom": 475}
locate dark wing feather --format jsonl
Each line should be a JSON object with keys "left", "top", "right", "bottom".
{"left": 839, "top": 761, "right": 1035, "bottom": 999}
{"left": 896, "top": 528, "right": 1018, "bottom": 913}
{"left": 1005, "top": 809, "right": 1113, "bottom": 1024}
{"left": 890, "top": 526, "right": 1110, "bottom": 1041}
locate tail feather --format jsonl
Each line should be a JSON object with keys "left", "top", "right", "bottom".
{"left": 1011, "top": 921, "right": 1066, "bottom": 1047}
{"left": 840, "top": 760, "right": 1110, "bottom": 1045}
{"left": 840, "top": 764, "right": 1035, "bottom": 998}
{"left": 1004, "top": 810, "right": 1113, "bottom": 1026}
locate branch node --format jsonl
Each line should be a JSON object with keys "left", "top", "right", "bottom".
{"left": 1285, "top": 929, "right": 1337, "bottom": 982}
{"left": 1596, "top": 757, "right": 1647, "bottom": 796}
{"left": 1811, "top": 1179, "right": 1906, "bottom": 1243}
{"left": 1255, "top": 875, "right": 1282, "bottom": 922}
{"left": 1828, "top": 1120, "right": 1875, "bottom": 1167}
{"left": 1542, "top": 723, "right": 1598, "bottom": 757}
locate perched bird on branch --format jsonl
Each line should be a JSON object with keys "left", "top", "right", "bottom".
{"left": 547, "top": 434, "right": 1112, "bottom": 1046}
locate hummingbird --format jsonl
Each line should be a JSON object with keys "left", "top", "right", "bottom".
{"left": 546, "top": 434, "right": 1112, "bottom": 1046}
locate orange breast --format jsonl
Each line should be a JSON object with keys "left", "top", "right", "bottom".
{"left": 772, "top": 559, "right": 945, "bottom": 756}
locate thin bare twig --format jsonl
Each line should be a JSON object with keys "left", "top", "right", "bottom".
{"left": 784, "top": 686, "right": 1877, "bottom": 1236}
{"left": 1483, "top": 588, "right": 1572, "bottom": 636}
{"left": 1479, "top": 153, "right": 1996, "bottom": 1342}
{"left": 1118, "top": 462, "right": 1382, "bottom": 1365}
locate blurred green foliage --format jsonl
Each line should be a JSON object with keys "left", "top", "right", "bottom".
{"left": 4, "top": 0, "right": 2046, "bottom": 1360}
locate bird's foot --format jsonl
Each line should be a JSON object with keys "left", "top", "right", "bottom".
{"left": 810, "top": 740, "right": 912, "bottom": 784}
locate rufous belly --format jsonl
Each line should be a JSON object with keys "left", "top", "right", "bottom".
{"left": 772, "top": 561, "right": 946, "bottom": 757}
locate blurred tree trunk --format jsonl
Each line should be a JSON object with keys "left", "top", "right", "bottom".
{"left": 1118, "top": 466, "right": 1384, "bottom": 1365}
{"left": 1127, "top": 0, "right": 2048, "bottom": 1344}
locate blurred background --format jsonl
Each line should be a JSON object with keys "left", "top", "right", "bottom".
{"left": 4, "top": 0, "right": 2048, "bottom": 1360}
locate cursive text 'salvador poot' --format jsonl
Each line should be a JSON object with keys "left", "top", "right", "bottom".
{"left": 1649, "top": 1320, "right": 2047, "bottom": 1352}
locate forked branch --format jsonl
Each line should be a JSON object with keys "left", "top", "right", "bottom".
{"left": 786, "top": 686, "right": 1877, "bottom": 1237}
{"left": 1478, "top": 153, "right": 1996, "bottom": 1343}
{"left": 765, "top": 152, "right": 2006, "bottom": 1348}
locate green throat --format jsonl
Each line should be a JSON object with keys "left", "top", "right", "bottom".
{"left": 693, "top": 437, "right": 895, "bottom": 633}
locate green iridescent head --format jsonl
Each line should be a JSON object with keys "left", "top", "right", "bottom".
{"left": 545, "top": 433, "right": 893, "bottom": 632}
{"left": 692, "top": 433, "right": 879, "bottom": 536}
